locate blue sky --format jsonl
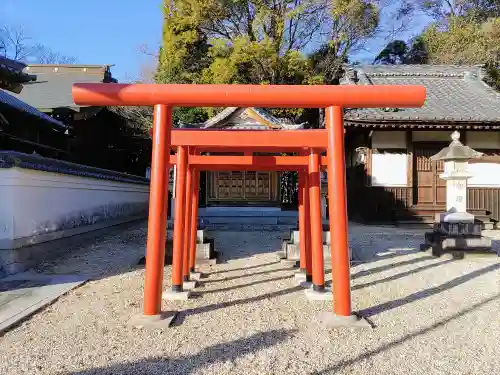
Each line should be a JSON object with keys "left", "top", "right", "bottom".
{"left": 1, "top": 1, "right": 431, "bottom": 82}
{"left": 0, "top": 0, "right": 164, "bottom": 82}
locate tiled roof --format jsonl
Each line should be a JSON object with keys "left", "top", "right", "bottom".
{"left": 7, "top": 65, "right": 112, "bottom": 110}
{"left": 0, "top": 89, "right": 66, "bottom": 128}
{"left": 181, "top": 107, "right": 305, "bottom": 130}
{"left": 0, "top": 57, "right": 37, "bottom": 93}
{"left": 341, "top": 64, "right": 500, "bottom": 123}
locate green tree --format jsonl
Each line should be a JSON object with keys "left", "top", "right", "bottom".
{"left": 156, "top": 0, "right": 382, "bottom": 124}
{"left": 398, "top": 0, "right": 500, "bottom": 21}
{"left": 374, "top": 37, "right": 428, "bottom": 64}
{"left": 382, "top": 0, "right": 500, "bottom": 89}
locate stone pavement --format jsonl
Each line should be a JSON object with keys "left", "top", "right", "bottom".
{"left": 0, "top": 272, "right": 87, "bottom": 333}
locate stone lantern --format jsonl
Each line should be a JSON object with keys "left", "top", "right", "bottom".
{"left": 422, "top": 131, "right": 495, "bottom": 258}
{"left": 430, "top": 131, "right": 482, "bottom": 223}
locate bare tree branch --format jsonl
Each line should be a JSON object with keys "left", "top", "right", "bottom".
{"left": 0, "top": 25, "right": 76, "bottom": 63}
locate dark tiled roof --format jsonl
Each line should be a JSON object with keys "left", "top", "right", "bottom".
{"left": 0, "top": 89, "right": 66, "bottom": 128}
{"left": 0, "top": 57, "right": 37, "bottom": 93}
{"left": 0, "top": 151, "right": 149, "bottom": 184}
{"left": 7, "top": 65, "right": 112, "bottom": 110}
{"left": 341, "top": 64, "right": 500, "bottom": 123}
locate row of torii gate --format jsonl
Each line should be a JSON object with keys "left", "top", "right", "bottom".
{"left": 73, "top": 83, "right": 426, "bottom": 327}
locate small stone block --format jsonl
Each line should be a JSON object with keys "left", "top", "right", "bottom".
{"left": 317, "top": 312, "right": 371, "bottom": 328}
{"left": 299, "top": 281, "right": 313, "bottom": 289}
{"left": 294, "top": 272, "right": 307, "bottom": 283}
{"left": 305, "top": 288, "right": 333, "bottom": 301}
{"left": 163, "top": 289, "right": 191, "bottom": 301}
{"left": 190, "top": 272, "right": 202, "bottom": 281}
{"left": 183, "top": 280, "right": 197, "bottom": 290}
{"left": 281, "top": 259, "right": 300, "bottom": 267}
{"left": 196, "top": 258, "right": 217, "bottom": 266}
{"left": 127, "top": 312, "right": 177, "bottom": 329}
{"left": 276, "top": 251, "right": 287, "bottom": 259}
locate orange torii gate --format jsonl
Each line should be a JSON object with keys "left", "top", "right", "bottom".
{"left": 168, "top": 151, "right": 327, "bottom": 294}
{"left": 72, "top": 83, "right": 426, "bottom": 328}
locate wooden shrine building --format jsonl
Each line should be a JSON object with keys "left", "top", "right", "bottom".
{"left": 8, "top": 64, "right": 150, "bottom": 176}
{"left": 0, "top": 57, "right": 69, "bottom": 158}
{"left": 342, "top": 64, "right": 500, "bottom": 224}
{"left": 180, "top": 107, "right": 306, "bottom": 207}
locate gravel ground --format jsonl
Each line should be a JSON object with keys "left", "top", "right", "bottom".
{"left": 1, "top": 222, "right": 500, "bottom": 375}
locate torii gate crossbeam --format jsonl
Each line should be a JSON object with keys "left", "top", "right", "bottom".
{"left": 73, "top": 83, "right": 426, "bottom": 328}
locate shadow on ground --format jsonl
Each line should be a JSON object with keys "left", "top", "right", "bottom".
{"left": 357, "top": 262, "right": 500, "bottom": 318}
{"left": 63, "top": 329, "right": 295, "bottom": 375}
{"left": 312, "top": 292, "right": 500, "bottom": 374}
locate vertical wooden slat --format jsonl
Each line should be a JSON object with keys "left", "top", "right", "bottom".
{"left": 467, "top": 187, "right": 500, "bottom": 222}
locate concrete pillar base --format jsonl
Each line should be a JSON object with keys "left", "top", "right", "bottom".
{"left": 183, "top": 280, "right": 198, "bottom": 290}
{"left": 281, "top": 259, "right": 300, "bottom": 267}
{"left": 127, "top": 312, "right": 177, "bottom": 329}
{"left": 190, "top": 272, "right": 202, "bottom": 281}
{"left": 196, "top": 258, "right": 217, "bottom": 266}
{"left": 299, "top": 281, "right": 312, "bottom": 289}
{"left": 294, "top": 272, "right": 307, "bottom": 283}
{"left": 305, "top": 287, "right": 333, "bottom": 301}
{"left": 276, "top": 251, "right": 287, "bottom": 260}
{"left": 163, "top": 289, "right": 191, "bottom": 301}
{"left": 317, "top": 312, "right": 371, "bottom": 328}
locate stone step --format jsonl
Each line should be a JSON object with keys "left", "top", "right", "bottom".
{"left": 201, "top": 223, "right": 295, "bottom": 232}
{"left": 287, "top": 230, "right": 332, "bottom": 245}
{"left": 200, "top": 216, "right": 278, "bottom": 225}
{"left": 198, "top": 207, "right": 297, "bottom": 217}
{"left": 283, "top": 243, "right": 354, "bottom": 261}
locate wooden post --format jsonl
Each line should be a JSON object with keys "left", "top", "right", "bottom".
{"left": 298, "top": 170, "right": 307, "bottom": 272}
{"left": 172, "top": 146, "right": 188, "bottom": 292}
{"left": 183, "top": 154, "right": 193, "bottom": 281}
{"left": 326, "top": 106, "right": 351, "bottom": 316}
{"left": 309, "top": 149, "right": 325, "bottom": 291}
{"left": 143, "top": 105, "right": 171, "bottom": 315}
{"left": 303, "top": 168, "right": 312, "bottom": 283}
{"left": 189, "top": 169, "right": 200, "bottom": 271}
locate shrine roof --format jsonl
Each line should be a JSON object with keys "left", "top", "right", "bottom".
{"left": 0, "top": 57, "right": 37, "bottom": 93}
{"left": 180, "top": 107, "right": 306, "bottom": 130}
{"left": 0, "top": 86, "right": 66, "bottom": 128}
{"left": 342, "top": 64, "right": 500, "bottom": 126}
{"left": 6, "top": 64, "right": 116, "bottom": 112}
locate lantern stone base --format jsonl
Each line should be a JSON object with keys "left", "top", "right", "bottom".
{"left": 421, "top": 217, "right": 497, "bottom": 258}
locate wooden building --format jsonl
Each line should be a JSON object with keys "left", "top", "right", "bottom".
{"left": 0, "top": 57, "right": 69, "bottom": 158}
{"left": 341, "top": 64, "right": 500, "bottom": 224}
{"left": 181, "top": 107, "right": 306, "bottom": 207}
{"left": 9, "top": 64, "right": 150, "bottom": 175}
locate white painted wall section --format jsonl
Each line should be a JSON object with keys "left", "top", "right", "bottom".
{"left": 465, "top": 131, "right": 500, "bottom": 187}
{"left": 468, "top": 163, "right": 500, "bottom": 187}
{"left": 0, "top": 167, "right": 149, "bottom": 249}
{"left": 371, "top": 152, "right": 408, "bottom": 186}
{"left": 370, "top": 131, "right": 408, "bottom": 186}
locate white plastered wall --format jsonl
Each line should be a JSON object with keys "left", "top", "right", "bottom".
{"left": 466, "top": 131, "right": 500, "bottom": 187}
{"left": 0, "top": 167, "right": 149, "bottom": 249}
{"left": 370, "top": 131, "right": 408, "bottom": 187}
